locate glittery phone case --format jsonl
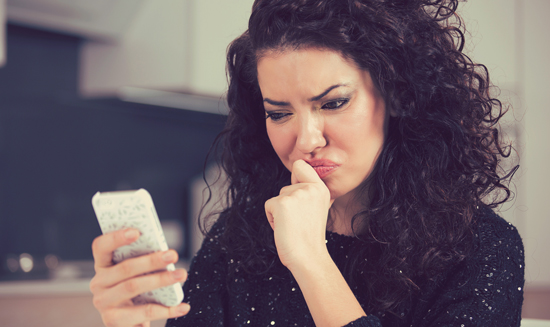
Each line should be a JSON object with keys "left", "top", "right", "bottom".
{"left": 92, "top": 189, "right": 184, "bottom": 307}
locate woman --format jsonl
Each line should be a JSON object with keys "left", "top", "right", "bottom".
{"left": 90, "top": 0, "right": 524, "bottom": 326}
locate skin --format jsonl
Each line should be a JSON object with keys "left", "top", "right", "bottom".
{"left": 260, "top": 48, "right": 388, "bottom": 237}
{"left": 260, "top": 48, "right": 388, "bottom": 326}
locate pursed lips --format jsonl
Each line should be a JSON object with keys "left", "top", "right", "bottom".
{"left": 304, "top": 159, "right": 340, "bottom": 179}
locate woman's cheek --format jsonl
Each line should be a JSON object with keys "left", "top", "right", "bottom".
{"left": 267, "top": 126, "right": 294, "bottom": 169}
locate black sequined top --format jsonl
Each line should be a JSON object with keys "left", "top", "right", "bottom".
{"left": 167, "top": 208, "right": 524, "bottom": 327}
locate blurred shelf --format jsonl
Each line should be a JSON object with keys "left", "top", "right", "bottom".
{"left": 0, "top": 278, "right": 92, "bottom": 296}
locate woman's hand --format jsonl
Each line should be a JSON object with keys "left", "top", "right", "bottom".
{"left": 265, "top": 160, "right": 366, "bottom": 326}
{"left": 264, "top": 159, "right": 333, "bottom": 270}
{"left": 90, "top": 229, "right": 190, "bottom": 327}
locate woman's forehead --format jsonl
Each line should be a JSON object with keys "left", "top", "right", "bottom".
{"left": 257, "top": 49, "right": 358, "bottom": 88}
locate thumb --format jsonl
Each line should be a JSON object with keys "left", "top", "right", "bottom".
{"left": 291, "top": 159, "right": 323, "bottom": 185}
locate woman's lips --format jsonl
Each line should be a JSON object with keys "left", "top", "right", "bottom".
{"left": 311, "top": 165, "right": 338, "bottom": 179}
{"left": 304, "top": 159, "right": 340, "bottom": 179}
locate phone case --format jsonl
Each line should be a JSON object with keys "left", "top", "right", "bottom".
{"left": 91, "top": 189, "right": 184, "bottom": 307}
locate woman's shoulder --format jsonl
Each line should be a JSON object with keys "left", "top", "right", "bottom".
{"left": 461, "top": 206, "right": 525, "bottom": 286}
{"left": 410, "top": 207, "right": 525, "bottom": 326}
{"left": 473, "top": 207, "right": 524, "bottom": 253}
{"left": 425, "top": 207, "right": 525, "bottom": 298}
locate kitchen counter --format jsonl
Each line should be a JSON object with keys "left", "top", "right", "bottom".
{"left": 0, "top": 279, "right": 168, "bottom": 327}
{"left": 0, "top": 260, "right": 190, "bottom": 327}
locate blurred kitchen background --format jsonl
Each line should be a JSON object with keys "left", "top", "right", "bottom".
{"left": 0, "top": 0, "right": 548, "bottom": 326}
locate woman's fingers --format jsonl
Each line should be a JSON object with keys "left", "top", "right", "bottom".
{"left": 95, "top": 250, "right": 179, "bottom": 288}
{"left": 90, "top": 230, "right": 189, "bottom": 327}
{"left": 93, "top": 268, "right": 188, "bottom": 310}
{"left": 101, "top": 302, "right": 190, "bottom": 327}
{"left": 265, "top": 160, "right": 334, "bottom": 268}
{"left": 278, "top": 183, "right": 301, "bottom": 196}
{"left": 92, "top": 228, "right": 140, "bottom": 269}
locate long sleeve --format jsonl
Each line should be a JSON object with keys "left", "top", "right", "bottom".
{"left": 166, "top": 225, "right": 227, "bottom": 327}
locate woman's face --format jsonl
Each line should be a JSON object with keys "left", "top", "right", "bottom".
{"left": 257, "top": 48, "right": 388, "bottom": 202}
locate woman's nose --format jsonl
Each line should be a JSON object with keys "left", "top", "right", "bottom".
{"left": 295, "top": 114, "right": 326, "bottom": 154}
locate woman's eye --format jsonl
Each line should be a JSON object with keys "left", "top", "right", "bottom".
{"left": 322, "top": 98, "right": 349, "bottom": 110}
{"left": 265, "top": 112, "right": 290, "bottom": 122}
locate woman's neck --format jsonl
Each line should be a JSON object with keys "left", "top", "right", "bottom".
{"left": 327, "top": 193, "right": 363, "bottom": 236}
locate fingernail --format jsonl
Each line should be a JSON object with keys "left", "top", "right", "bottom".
{"left": 173, "top": 269, "right": 186, "bottom": 280}
{"left": 124, "top": 229, "right": 139, "bottom": 240}
{"left": 162, "top": 251, "right": 176, "bottom": 262}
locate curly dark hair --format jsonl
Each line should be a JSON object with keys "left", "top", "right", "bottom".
{"left": 202, "top": 0, "right": 517, "bottom": 316}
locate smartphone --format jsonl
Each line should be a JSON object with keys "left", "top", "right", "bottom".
{"left": 91, "top": 188, "right": 184, "bottom": 307}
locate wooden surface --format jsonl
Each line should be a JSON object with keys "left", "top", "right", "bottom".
{"left": 0, "top": 295, "right": 167, "bottom": 327}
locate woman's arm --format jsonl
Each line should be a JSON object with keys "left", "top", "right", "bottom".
{"left": 287, "top": 248, "right": 369, "bottom": 327}
{"left": 265, "top": 160, "right": 370, "bottom": 327}
{"left": 166, "top": 222, "right": 227, "bottom": 327}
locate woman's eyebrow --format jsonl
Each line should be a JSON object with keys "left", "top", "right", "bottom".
{"left": 263, "top": 98, "right": 290, "bottom": 106}
{"left": 263, "top": 83, "right": 349, "bottom": 106}
{"left": 308, "top": 84, "right": 348, "bottom": 102}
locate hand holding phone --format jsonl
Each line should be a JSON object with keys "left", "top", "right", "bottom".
{"left": 92, "top": 189, "right": 184, "bottom": 307}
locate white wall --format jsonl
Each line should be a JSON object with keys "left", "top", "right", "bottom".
{"left": 460, "top": 0, "right": 550, "bottom": 288}
{"left": 79, "top": 1, "right": 191, "bottom": 97}
{"left": 522, "top": 0, "right": 550, "bottom": 288}
{"left": 189, "top": 1, "right": 254, "bottom": 96}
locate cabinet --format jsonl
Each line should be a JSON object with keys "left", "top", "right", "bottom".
{"left": 79, "top": 0, "right": 254, "bottom": 98}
